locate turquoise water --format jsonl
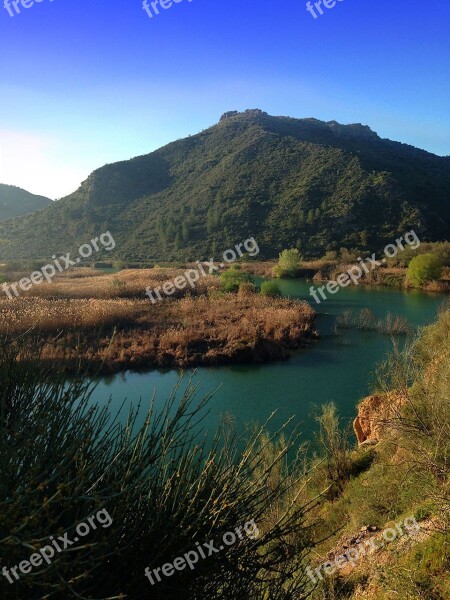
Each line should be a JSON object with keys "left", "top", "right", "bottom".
{"left": 89, "top": 281, "right": 445, "bottom": 443}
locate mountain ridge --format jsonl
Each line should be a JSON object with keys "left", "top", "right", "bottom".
{"left": 0, "top": 184, "right": 52, "bottom": 222}
{"left": 0, "top": 110, "right": 448, "bottom": 261}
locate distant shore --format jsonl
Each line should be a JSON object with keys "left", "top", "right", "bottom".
{"left": 240, "top": 261, "right": 450, "bottom": 293}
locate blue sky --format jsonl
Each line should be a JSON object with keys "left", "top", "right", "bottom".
{"left": 0, "top": 0, "right": 449, "bottom": 198}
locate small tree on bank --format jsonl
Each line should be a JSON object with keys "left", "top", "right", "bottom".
{"left": 274, "top": 249, "right": 302, "bottom": 278}
{"left": 407, "top": 253, "right": 443, "bottom": 287}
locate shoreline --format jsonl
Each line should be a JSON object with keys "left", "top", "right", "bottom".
{"left": 240, "top": 262, "right": 449, "bottom": 294}
{"left": 37, "top": 329, "right": 319, "bottom": 377}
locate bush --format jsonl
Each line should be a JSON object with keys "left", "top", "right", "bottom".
{"left": 220, "top": 266, "right": 253, "bottom": 292}
{"left": 407, "top": 253, "right": 443, "bottom": 287}
{"left": 314, "top": 403, "right": 353, "bottom": 499}
{"left": 274, "top": 249, "right": 302, "bottom": 278}
{"left": 260, "top": 281, "right": 282, "bottom": 297}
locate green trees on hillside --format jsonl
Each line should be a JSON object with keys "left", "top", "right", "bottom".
{"left": 0, "top": 113, "right": 449, "bottom": 261}
{"left": 206, "top": 206, "right": 221, "bottom": 233}
{"left": 0, "top": 184, "right": 52, "bottom": 222}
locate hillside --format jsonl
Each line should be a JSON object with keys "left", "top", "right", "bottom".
{"left": 307, "top": 307, "right": 450, "bottom": 600}
{"left": 0, "top": 110, "right": 449, "bottom": 260}
{"left": 0, "top": 184, "right": 52, "bottom": 222}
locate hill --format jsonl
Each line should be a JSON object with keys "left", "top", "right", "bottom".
{"left": 0, "top": 184, "right": 52, "bottom": 222}
{"left": 0, "top": 110, "right": 448, "bottom": 260}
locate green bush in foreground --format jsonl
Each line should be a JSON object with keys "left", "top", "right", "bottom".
{"left": 407, "top": 253, "right": 443, "bottom": 286}
{"left": 0, "top": 340, "right": 316, "bottom": 600}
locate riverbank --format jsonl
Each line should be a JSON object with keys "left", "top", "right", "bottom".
{"left": 0, "top": 268, "right": 316, "bottom": 374}
{"left": 303, "top": 307, "right": 450, "bottom": 600}
{"left": 240, "top": 260, "right": 450, "bottom": 293}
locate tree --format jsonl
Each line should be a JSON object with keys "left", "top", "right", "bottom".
{"left": 206, "top": 206, "right": 220, "bottom": 234}
{"left": 274, "top": 248, "right": 302, "bottom": 278}
{"left": 181, "top": 223, "right": 190, "bottom": 242}
{"left": 407, "top": 254, "right": 443, "bottom": 287}
{"left": 206, "top": 207, "right": 215, "bottom": 234}
{"left": 166, "top": 220, "right": 176, "bottom": 241}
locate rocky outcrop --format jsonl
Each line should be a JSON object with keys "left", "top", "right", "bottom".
{"left": 353, "top": 392, "right": 406, "bottom": 444}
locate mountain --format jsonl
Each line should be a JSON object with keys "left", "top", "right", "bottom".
{"left": 0, "top": 110, "right": 448, "bottom": 261}
{"left": 0, "top": 184, "right": 52, "bottom": 222}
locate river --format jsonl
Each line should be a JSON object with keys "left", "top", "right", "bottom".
{"left": 88, "top": 280, "right": 445, "bottom": 444}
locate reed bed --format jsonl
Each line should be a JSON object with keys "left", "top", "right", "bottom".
{"left": 336, "top": 308, "right": 414, "bottom": 335}
{"left": 0, "top": 270, "right": 315, "bottom": 373}
{"left": 0, "top": 297, "right": 146, "bottom": 333}
{"left": 5, "top": 267, "right": 219, "bottom": 300}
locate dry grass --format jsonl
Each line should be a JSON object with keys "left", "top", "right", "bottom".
{"left": 0, "top": 268, "right": 315, "bottom": 373}
{"left": 4, "top": 267, "right": 219, "bottom": 300}
{"left": 423, "top": 279, "right": 448, "bottom": 293}
{"left": 239, "top": 261, "right": 277, "bottom": 277}
{"left": 336, "top": 308, "right": 414, "bottom": 335}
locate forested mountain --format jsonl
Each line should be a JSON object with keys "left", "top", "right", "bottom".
{"left": 0, "top": 184, "right": 52, "bottom": 222}
{"left": 0, "top": 110, "right": 448, "bottom": 260}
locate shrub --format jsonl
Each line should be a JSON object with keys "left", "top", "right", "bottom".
{"left": 407, "top": 253, "right": 443, "bottom": 287}
{"left": 315, "top": 403, "right": 353, "bottom": 498}
{"left": 338, "top": 247, "right": 359, "bottom": 263}
{"left": 0, "top": 341, "right": 316, "bottom": 599}
{"left": 220, "top": 266, "right": 253, "bottom": 292}
{"left": 260, "top": 281, "right": 282, "bottom": 297}
{"left": 336, "top": 309, "right": 413, "bottom": 335}
{"left": 274, "top": 249, "right": 302, "bottom": 278}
